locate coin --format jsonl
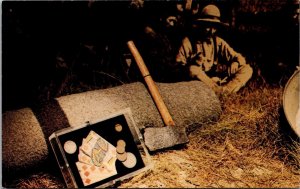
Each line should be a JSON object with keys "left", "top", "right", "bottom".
{"left": 116, "top": 145, "right": 125, "bottom": 154}
{"left": 117, "top": 152, "right": 127, "bottom": 162}
{"left": 122, "top": 152, "right": 137, "bottom": 168}
{"left": 117, "top": 139, "right": 126, "bottom": 147}
{"left": 64, "top": 140, "right": 77, "bottom": 154}
{"left": 115, "top": 124, "right": 123, "bottom": 132}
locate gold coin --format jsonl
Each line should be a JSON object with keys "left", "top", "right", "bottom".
{"left": 64, "top": 140, "right": 77, "bottom": 154}
{"left": 117, "top": 139, "right": 126, "bottom": 147}
{"left": 116, "top": 145, "right": 125, "bottom": 154}
{"left": 115, "top": 124, "right": 123, "bottom": 132}
{"left": 117, "top": 152, "right": 127, "bottom": 162}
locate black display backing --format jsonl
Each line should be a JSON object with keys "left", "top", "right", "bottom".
{"left": 56, "top": 114, "right": 145, "bottom": 188}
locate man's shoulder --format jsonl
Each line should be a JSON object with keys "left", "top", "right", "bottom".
{"left": 181, "top": 36, "right": 193, "bottom": 47}
{"left": 182, "top": 36, "right": 191, "bottom": 43}
{"left": 215, "top": 36, "right": 225, "bottom": 43}
{"left": 215, "top": 36, "right": 229, "bottom": 46}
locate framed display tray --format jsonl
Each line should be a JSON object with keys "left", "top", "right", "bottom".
{"left": 49, "top": 108, "right": 152, "bottom": 188}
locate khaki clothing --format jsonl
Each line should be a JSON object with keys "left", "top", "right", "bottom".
{"left": 176, "top": 36, "right": 253, "bottom": 93}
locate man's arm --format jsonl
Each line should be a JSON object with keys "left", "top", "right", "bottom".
{"left": 189, "top": 65, "right": 220, "bottom": 90}
{"left": 217, "top": 37, "right": 247, "bottom": 75}
{"left": 175, "top": 37, "right": 197, "bottom": 81}
{"left": 176, "top": 37, "right": 220, "bottom": 90}
{"left": 176, "top": 37, "right": 193, "bottom": 66}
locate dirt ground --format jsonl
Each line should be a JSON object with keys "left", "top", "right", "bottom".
{"left": 12, "top": 82, "right": 300, "bottom": 188}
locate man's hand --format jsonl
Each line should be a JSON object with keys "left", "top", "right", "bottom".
{"left": 228, "top": 62, "right": 239, "bottom": 76}
{"left": 189, "top": 65, "right": 221, "bottom": 92}
{"left": 187, "top": 52, "right": 201, "bottom": 66}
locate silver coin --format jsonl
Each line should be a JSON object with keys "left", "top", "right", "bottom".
{"left": 122, "top": 152, "right": 137, "bottom": 168}
{"left": 64, "top": 140, "right": 77, "bottom": 154}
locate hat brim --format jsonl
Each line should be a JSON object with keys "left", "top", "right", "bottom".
{"left": 195, "top": 18, "right": 229, "bottom": 27}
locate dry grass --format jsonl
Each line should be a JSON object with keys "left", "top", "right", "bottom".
{"left": 119, "top": 83, "right": 300, "bottom": 188}
{"left": 13, "top": 82, "right": 300, "bottom": 188}
{"left": 12, "top": 173, "right": 64, "bottom": 189}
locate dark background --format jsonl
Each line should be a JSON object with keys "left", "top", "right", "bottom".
{"left": 2, "top": 0, "right": 299, "bottom": 112}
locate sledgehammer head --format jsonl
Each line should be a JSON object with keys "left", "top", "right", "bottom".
{"left": 143, "top": 126, "right": 189, "bottom": 151}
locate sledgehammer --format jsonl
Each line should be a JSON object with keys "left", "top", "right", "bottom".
{"left": 127, "top": 40, "right": 189, "bottom": 151}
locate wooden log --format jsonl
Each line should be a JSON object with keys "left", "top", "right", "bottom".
{"left": 3, "top": 81, "right": 221, "bottom": 174}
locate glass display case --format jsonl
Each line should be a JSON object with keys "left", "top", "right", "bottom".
{"left": 49, "top": 109, "right": 152, "bottom": 188}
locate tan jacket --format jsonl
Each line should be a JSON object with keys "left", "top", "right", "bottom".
{"left": 176, "top": 36, "right": 246, "bottom": 76}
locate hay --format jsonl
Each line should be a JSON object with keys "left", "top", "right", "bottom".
{"left": 10, "top": 84, "right": 300, "bottom": 188}
{"left": 119, "top": 84, "right": 300, "bottom": 188}
{"left": 12, "top": 173, "right": 64, "bottom": 189}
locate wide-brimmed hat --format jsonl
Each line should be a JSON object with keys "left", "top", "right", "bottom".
{"left": 194, "top": 4, "right": 229, "bottom": 26}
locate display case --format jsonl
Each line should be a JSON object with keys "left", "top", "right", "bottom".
{"left": 49, "top": 108, "right": 152, "bottom": 188}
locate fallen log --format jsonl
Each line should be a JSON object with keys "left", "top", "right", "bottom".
{"left": 3, "top": 81, "right": 221, "bottom": 174}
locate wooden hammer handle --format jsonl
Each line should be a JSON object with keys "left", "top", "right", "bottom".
{"left": 127, "top": 41, "right": 175, "bottom": 126}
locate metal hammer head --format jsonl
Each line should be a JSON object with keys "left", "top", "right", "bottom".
{"left": 143, "top": 126, "right": 189, "bottom": 151}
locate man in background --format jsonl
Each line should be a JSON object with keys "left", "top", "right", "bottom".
{"left": 176, "top": 4, "right": 253, "bottom": 93}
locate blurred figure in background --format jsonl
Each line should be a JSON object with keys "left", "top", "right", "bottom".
{"left": 128, "top": 1, "right": 185, "bottom": 82}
